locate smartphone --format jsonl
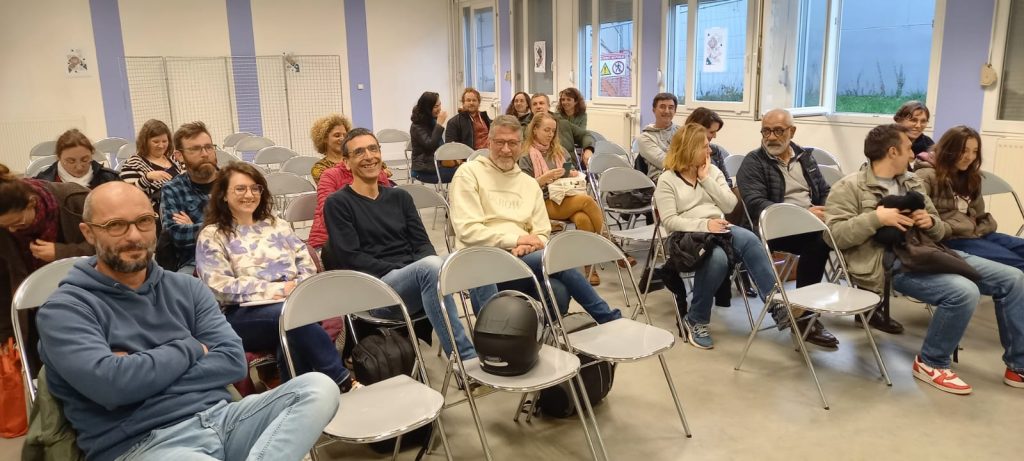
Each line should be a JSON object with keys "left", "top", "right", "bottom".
{"left": 562, "top": 159, "right": 573, "bottom": 177}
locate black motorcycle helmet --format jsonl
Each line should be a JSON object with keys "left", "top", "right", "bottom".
{"left": 473, "top": 290, "right": 542, "bottom": 376}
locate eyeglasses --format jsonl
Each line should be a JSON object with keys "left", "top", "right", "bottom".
{"left": 182, "top": 144, "right": 218, "bottom": 154}
{"left": 491, "top": 139, "right": 522, "bottom": 149}
{"left": 760, "top": 127, "right": 792, "bottom": 138}
{"left": 85, "top": 213, "right": 159, "bottom": 237}
{"left": 232, "top": 184, "right": 264, "bottom": 196}
{"left": 349, "top": 144, "right": 381, "bottom": 158}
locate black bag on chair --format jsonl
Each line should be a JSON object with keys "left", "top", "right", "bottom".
{"left": 537, "top": 313, "right": 616, "bottom": 418}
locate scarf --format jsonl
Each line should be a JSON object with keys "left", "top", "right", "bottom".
{"left": 529, "top": 141, "right": 563, "bottom": 179}
{"left": 56, "top": 160, "right": 93, "bottom": 188}
{"left": 12, "top": 180, "right": 59, "bottom": 270}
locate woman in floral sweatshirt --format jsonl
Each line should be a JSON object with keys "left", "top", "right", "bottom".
{"left": 196, "top": 162, "right": 358, "bottom": 392}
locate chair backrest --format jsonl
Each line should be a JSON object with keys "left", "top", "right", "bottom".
{"left": 981, "top": 171, "right": 1015, "bottom": 196}
{"left": 12, "top": 257, "right": 84, "bottom": 406}
{"left": 266, "top": 172, "right": 315, "bottom": 197}
{"left": 438, "top": 246, "right": 538, "bottom": 296}
{"left": 25, "top": 156, "right": 57, "bottom": 177}
{"left": 30, "top": 141, "right": 57, "bottom": 158}
{"left": 253, "top": 146, "right": 298, "bottom": 171}
{"left": 724, "top": 154, "right": 745, "bottom": 179}
{"left": 116, "top": 143, "right": 134, "bottom": 161}
{"left": 93, "top": 137, "right": 128, "bottom": 156}
{"left": 588, "top": 153, "right": 632, "bottom": 175}
{"left": 216, "top": 149, "right": 241, "bottom": 167}
{"left": 594, "top": 140, "right": 629, "bottom": 158}
{"left": 376, "top": 129, "right": 412, "bottom": 164}
{"left": 434, "top": 142, "right": 474, "bottom": 162}
{"left": 819, "top": 164, "right": 844, "bottom": 186}
{"left": 810, "top": 148, "right": 841, "bottom": 171}
{"left": 234, "top": 136, "right": 275, "bottom": 153}
{"left": 223, "top": 132, "right": 254, "bottom": 148}
{"left": 758, "top": 202, "right": 829, "bottom": 241}
{"left": 282, "top": 191, "right": 317, "bottom": 223}
{"left": 398, "top": 184, "right": 449, "bottom": 210}
{"left": 598, "top": 166, "right": 656, "bottom": 194}
{"left": 469, "top": 148, "right": 489, "bottom": 161}
{"left": 588, "top": 130, "right": 607, "bottom": 142}
{"left": 376, "top": 128, "right": 411, "bottom": 144}
{"left": 543, "top": 230, "right": 628, "bottom": 273}
{"left": 280, "top": 155, "right": 320, "bottom": 179}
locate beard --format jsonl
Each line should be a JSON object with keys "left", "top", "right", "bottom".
{"left": 187, "top": 160, "right": 217, "bottom": 182}
{"left": 97, "top": 239, "right": 156, "bottom": 274}
{"left": 763, "top": 141, "right": 788, "bottom": 157}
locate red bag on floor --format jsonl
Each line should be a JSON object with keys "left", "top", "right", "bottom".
{"left": 1, "top": 337, "right": 28, "bottom": 438}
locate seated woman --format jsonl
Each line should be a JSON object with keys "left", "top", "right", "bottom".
{"left": 557, "top": 87, "right": 587, "bottom": 130}
{"left": 519, "top": 112, "right": 609, "bottom": 285}
{"left": 119, "top": 119, "right": 182, "bottom": 209}
{"left": 410, "top": 91, "right": 454, "bottom": 184}
{"left": 445, "top": 87, "right": 491, "bottom": 150}
{"left": 916, "top": 125, "right": 1024, "bottom": 270}
{"left": 505, "top": 91, "right": 532, "bottom": 125}
{"left": 35, "top": 129, "right": 120, "bottom": 189}
{"left": 653, "top": 123, "right": 779, "bottom": 350}
{"left": 894, "top": 100, "right": 934, "bottom": 156}
{"left": 309, "top": 113, "right": 352, "bottom": 184}
{"left": 0, "top": 163, "right": 93, "bottom": 339}
{"left": 196, "top": 162, "right": 358, "bottom": 392}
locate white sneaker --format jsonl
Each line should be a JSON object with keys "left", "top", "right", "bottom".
{"left": 912, "top": 356, "right": 972, "bottom": 395}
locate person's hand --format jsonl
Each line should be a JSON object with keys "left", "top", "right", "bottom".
{"left": 581, "top": 149, "right": 594, "bottom": 168}
{"left": 201, "top": 343, "right": 209, "bottom": 355}
{"left": 282, "top": 280, "right": 297, "bottom": 297}
{"left": 910, "top": 209, "right": 934, "bottom": 230}
{"left": 517, "top": 234, "right": 545, "bottom": 250}
{"left": 511, "top": 244, "right": 538, "bottom": 257}
{"left": 707, "top": 219, "right": 731, "bottom": 233}
{"left": 146, "top": 170, "right": 173, "bottom": 182}
{"left": 809, "top": 206, "right": 826, "bottom": 221}
{"left": 172, "top": 211, "right": 193, "bottom": 225}
{"left": 112, "top": 351, "right": 128, "bottom": 357}
{"left": 437, "top": 110, "right": 449, "bottom": 125}
{"left": 697, "top": 157, "right": 710, "bottom": 180}
{"left": 29, "top": 240, "right": 56, "bottom": 262}
{"left": 540, "top": 169, "right": 565, "bottom": 186}
{"left": 876, "top": 206, "right": 914, "bottom": 231}
{"left": 569, "top": 170, "right": 581, "bottom": 178}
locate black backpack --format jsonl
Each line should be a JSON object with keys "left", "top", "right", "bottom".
{"left": 537, "top": 313, "right": 616, "bottom": 418}
{"left": 351, "top": 328, "right": 433, "bottom": 457}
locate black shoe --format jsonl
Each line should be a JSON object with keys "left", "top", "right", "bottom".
{"left": 796, "top": 317, "right": 839, "bottom": 349}
{"left": 856, "top": 311, "right": 904, "bottom": 334}
{"left": 744, "top": 285, "right": 758, "bottom": 298}
{"left": 639, "top": 265, "right": 666, "bottom": 294}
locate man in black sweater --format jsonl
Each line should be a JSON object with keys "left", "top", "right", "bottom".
{"left": 323, "top": 128, "right": 494, "bottom": 360}
{"left": 737, "top": 108, "right": 844, "bottom": 347}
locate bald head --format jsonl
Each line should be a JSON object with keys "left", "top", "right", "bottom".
{"left": 83, "top": 182, "right": 153, "bottom": 222}
{"left": 762, "top": 108, "right": 794, "bottom": 126}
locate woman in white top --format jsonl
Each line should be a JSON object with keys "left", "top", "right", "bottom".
{"left": 654, "top": 123, "right": 778, "bottom": 350}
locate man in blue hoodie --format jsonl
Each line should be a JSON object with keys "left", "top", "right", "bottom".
{"left": 36, "top": 182, "right": 339, "bottom": 461}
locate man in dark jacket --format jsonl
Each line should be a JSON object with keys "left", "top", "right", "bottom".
{"left": 445, "top": 88, "right": 492, "bottom": 150}
{"left": 736, "top": 108, "right": 841, "bottom": 347}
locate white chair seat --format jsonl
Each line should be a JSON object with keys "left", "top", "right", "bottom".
{"left": 463, "top": 345, "right": 580, "bottom": 392}
{"left": 769, "top": 283, "right": 880, "bottom": 316}
{"left": 568, "top": 318, "right": 675, "bottom": 362}
{"left": 609, "top": 224, "right": 661, "bottom": 241}
{"left": 325, "top": 374, "right": 443, "bottom": 443}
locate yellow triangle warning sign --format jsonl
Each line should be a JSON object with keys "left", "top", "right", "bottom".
{"left": 600, "top": 63, "right": 611, "bottom": 76}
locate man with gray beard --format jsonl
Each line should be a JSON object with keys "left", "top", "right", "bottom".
{"left": 35, "top": 182, "right": 338, "bottom": 461}
{"left": 160, "top": 121, "right": 219, "bottom": 274}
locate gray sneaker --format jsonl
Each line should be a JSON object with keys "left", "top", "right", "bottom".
{"left": 683, "top": 317, "right": 714, "bottom": 350}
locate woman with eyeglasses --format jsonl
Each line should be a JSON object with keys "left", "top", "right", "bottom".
{"left": 894, "top": 100, "right": 934, "bottom": 157}
{"left": 0, "top": 162, "right": 93, "bottom": 339}
{"left": 195, "top": 162, "right": 359, "bottom": 392}
{"left": 654, "top": 124, "right": 779, "bottom": 350}
{"left": 409, "top": 91, "right": 454, "bottom": 184}
{"left": 35, "top": 129, "right": 120, "bottom": 189}
{"left": 119, "top": 119, "right": 182, "bottom": 209}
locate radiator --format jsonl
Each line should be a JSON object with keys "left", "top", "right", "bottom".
{"left": 989, "top": 136, "right": 1024, "bottom": 235}
{"left": 0, "top": 117, "right": 87, "bottom": 174}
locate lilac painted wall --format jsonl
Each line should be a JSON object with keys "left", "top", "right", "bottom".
{"left": 344, "top": 0, "right": 374, "bottom": 129}
{"left": 638, "top": 0, "right": 662, "bottom": 127}
{"left": 226, "top": 0, "right": 263, "bottom": 136}
{"left": 932, "top": 0, "right": 995, "bottom": 136}
{"left": 497, "top": 0, "right": 513, "bottom": 111}
{"left": 89, "top": 0, "right": 133, "bottom": 140}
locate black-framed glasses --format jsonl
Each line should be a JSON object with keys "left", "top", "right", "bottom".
{"left": 183, "top": 144, "right": 218, "bottom": 154}
{"left": 232, "top": 184, "right": 264, "bottom": 196}
{"left": 491, "top": 139, "right": 521, "bottom": 149}
{"left": 760, "top": 127, "right": 792, "bottom": 138}
{"left": 350, "top": 144, "right": 381, "bottom": 158}
{"left": 85, "top": 213, "right": 159, "bottom": 237}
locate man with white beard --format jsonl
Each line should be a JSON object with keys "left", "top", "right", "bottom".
{"left": 160, "top": 121, "right": 219, "bottom": 274}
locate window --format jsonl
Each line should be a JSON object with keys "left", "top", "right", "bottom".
{"left": 759, "top": 0, "right": 831, "bottom": 113}
{"left": 462, "top": 4, "right": 496, "bottom": 93}
{"left": 578, "top": 0, "right": 635, "bottom": 100}
{"left": 514, "top": 0, "right": 554, "bottom": 95}
{"left": 997, "top": 0, "right": 1024, "bottom": 121}
{"left": 666, "top": 1, "right": 688, "bottom": 103}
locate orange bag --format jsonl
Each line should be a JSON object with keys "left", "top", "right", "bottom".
{"left": 1, "top": 337, "right": 28, "bottom": 438}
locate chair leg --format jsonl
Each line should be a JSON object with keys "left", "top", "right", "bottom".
{"left": 858, "top": 312, "right": 893, "bottom": 386}
{"left": 735, "top": 268, "right": 755, "bottom": 330}
{"left": 391, "top": 434, "right": 403, "bottom": 461}
{"left": 658, "top": 353, "right": 692, "bottom": 437}
{"left": 735, "top": 302, "right": 772, "bottom": 371}
{"left": 571, "top": 374, "right": 606, "bottom": 461}
{"left": 513, "top": 392, "right": 531, "bottom": 422}
{"left": 459, "top": 372, "right": 494, "bottom": 460}
{"left": 790, "top": 314, "right": 830, "bottom": 410}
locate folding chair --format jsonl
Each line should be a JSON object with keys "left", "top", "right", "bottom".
{"left": 588, "top": 130, "right": 606, "bottom": 142}
{"left": 436, "top": 247, "right": 601, "bottom": 461}
{"left": 279, "top": 271, "right": 451, "bottom": 460}
{"left": 116, "top": 144, "right": 134, "bottom": 165}
{"left": 266, "top": 172, "right": 315, "bottom": 215}
{"left": 810, "top": 147, "right": 841, "bottom": 172}
{"left": 735, "top": 203, "right": 891, "bottom": 410}
{"left": 542, "top": 230, "right": 692, "bottom": 449}
{"left": 593, "top": 140, "right": 632, "bottom": 164}
{"left": 468, "top": 148, "right": 489, "bottom": 161}
{"left": 280, "top": 155, "right": 319, "bottom": 183}
{"left": 398, "top": 184, "right": 454, "bottom": 253}
{"left": 25, "top": 156, "right": 57, "bottom": 177}
{"left": 981, "top": 170, "right": 1024, "bottom": 236}
{"left": 586, "top": 155, "right": 634, "bottom": 216}
{"left": 723, "top": 154, "right": 745, "bottom": 179}
{"left": 216, "top": 149, "right": 241, "bottom": 168}
{"left": 234, "top": 136, "right": 275, "bottom": 162}
{"left": 223, "top": 132, "right": 254, "bottom": 151}
{"left": 433, "top": 143, "right": 473, "bottom": 192}
{"left": 819, "top": 164, "right": 844, "bottom": 187}
{"left": 94, "top": 137, "right": 128, "bottom": 167}
{"left": 282, "top": 192, "right": 317, "bottom": 241}
{"left": 253, "top": 146, "right": 298, "bottom": 173}
{"left": 377, "top": 129, "right": 412, "bottom": 183}
{"left": 11, "top": 257, "right": 83, "bottom": 416}
{"left": 598, "top": 166, "right": 654, "bottom": 231}
{"left": 30, "top": 141, "right": 56, "bottom": 158}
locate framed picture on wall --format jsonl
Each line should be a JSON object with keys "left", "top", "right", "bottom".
{"left": 66, "top": 48, "right": 90, "bottom": 77}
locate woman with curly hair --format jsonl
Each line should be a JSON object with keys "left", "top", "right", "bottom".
{"left": 308, "top": 114, "right": 352, "bottom": 184}
{"left": 505, "top": 91, "right": 532, "bottom": 124}
{"left": 119, "top": 119, "right": 182, "bottom": 208}
{"left": 557, "top": 87, "right": 587, "bottom": 130}
{"left": 196, "top": 162, "right": 359, "bottom": 392}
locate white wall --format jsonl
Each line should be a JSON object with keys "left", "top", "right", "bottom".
{"left": 365, "top": 0, "right": 453, "bottom": 133}
{"left": 0, "top": 0, "right": 105, "bottom": 172}
{"left": 119, "top": 0, "right": 230, "bottom": 56}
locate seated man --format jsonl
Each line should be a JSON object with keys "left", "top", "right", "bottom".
{"left": 160, "top": 121, "right": 218, "bottom": 274}
{"left": 737, "top": 108, "right": 841, "bottom": 347}
{"left": 323, "top": 128, "right": 493, "bottom": 360}
{"left": 36, "top": 182, "right": 338, "bottom": 461}
{"left": 637, "top": 92, "right": 680, "bottom": 181}
{"left": 522, "top": 93, "right": 596, "bottom": 167}
{"left": 449, "top": 114, "right": 622, "bottom": 324}
{"left": 826, "top": 124, "right": 1024, "bottom": 394}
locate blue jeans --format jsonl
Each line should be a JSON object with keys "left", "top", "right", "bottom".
{"left": 945, "top": 232, "right": 1024, "bottom": 271}
{"left": 411, "top": 166, "right": 457, "bottom": 184}
{"left": 371, "top": 255, "right": 493, "bottom": 360}
{"left": 893, "top": 250, "right": 1024, "bottom": 370}
{"left": 685, "top": 226, "right": 779, "bottom": 326}
{"left": 519, "top": 251, "right": 622, "bottom": 323}
{"left": 115, "top": 372, "right": 339, "bottom": 460}
{"left": 224, "top": 303, "right": 350, "bottom": 385}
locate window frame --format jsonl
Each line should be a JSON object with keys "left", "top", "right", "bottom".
{"left": 575, "top": 0, "right": 640, "bottom": 105}
{"left": 981, "top": 0, "right": 1024, "bottom": 135}
{"left": 458, "top": 0, "right": 499, "bottom": 97}
{"left": 513, "top": 0, "right": 557, "bottom": 96}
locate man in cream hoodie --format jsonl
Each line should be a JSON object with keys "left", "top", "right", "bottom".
{"left": 449, "top": 115, "right": 621, "bottom": 324}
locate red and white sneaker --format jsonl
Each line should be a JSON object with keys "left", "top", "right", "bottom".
{"left": 912, "top": 356, "right": 972, "bottom": 395}
{"left": 1005, "top": 368, "right": 1024, "bottom": 388}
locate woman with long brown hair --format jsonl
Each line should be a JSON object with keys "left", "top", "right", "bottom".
{"left": 916, "top": 125, "right": 1024, "bottom": 270}
{"left": 120, "top": 119, "right": 182, "bottom": 207}
{"left": 195, "top": 162, "right": 359, "bottom": 392}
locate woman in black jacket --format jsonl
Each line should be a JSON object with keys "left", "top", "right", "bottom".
{"left": 409, "top": 91, "right": 453, "bottom": 184}
{"left": 35, "top": 129, "right": 120, "bottom": 189}
{"left": 445, "top": 87, "right": 492, "bottom": 150}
